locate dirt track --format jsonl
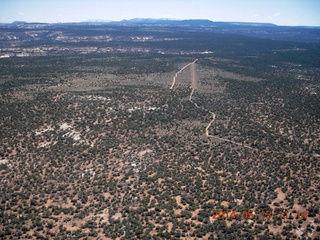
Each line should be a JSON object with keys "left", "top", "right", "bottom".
{"left": 170, "top": 59, "right": 198, "bottom": 90}
{"left": 179, "top": 60, "right": 252, "bottom": 148}
{"left": 171, "top": 60, "right": 319, "bottom": 155}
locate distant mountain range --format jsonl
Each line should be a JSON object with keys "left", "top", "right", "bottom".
{"left": 83, "top": 18, "right": 278, "bottom": 28}
{"left": 85, "top": 19, "right": 320, "bottom": 42}
{"left": 4, "top": 18, "right": 281, "bottom": 27}
{"left": 3, "top": 18, "right": 320, "bottom": 43}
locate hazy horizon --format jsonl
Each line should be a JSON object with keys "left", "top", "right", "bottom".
{"left": 1, "top": 0, "right": 320, "bottom": 27}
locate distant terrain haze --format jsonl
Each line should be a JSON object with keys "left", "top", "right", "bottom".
{"left": 0, "top": 0, "right": 320, "bottom": 26}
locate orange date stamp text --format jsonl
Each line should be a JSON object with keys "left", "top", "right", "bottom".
{"left": 212, "top": 209, "right": 307, "bottom": 220}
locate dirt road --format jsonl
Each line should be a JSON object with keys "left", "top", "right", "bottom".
{"left": 171, "top": 60, "right": 319, "bottom": 154}
{"left": 170, "top": 59, "right": 198, "bottom": 90}
{"left": 170, "top": 59, "right": 251, "bottom": 148}
{"left": 188, "top": 61, "right": 252, "bottom": 149}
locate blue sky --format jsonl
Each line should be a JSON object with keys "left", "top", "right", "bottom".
{"left": 1, "top": 0, "right": 319, "bottom": 26}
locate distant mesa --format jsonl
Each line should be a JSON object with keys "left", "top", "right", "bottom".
{"left": 12, "top": 21, "right": 28, "bottom": 25}
{"left": 8, "top": 18, "right": 277, "bottom": 28}
{"left": 117, "top": 18, "right": 277, "bottom": 28}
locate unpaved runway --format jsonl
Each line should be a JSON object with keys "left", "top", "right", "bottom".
{"left": 170, "top": 59, "right": 198, "bottom": 90}
{"left": 172, "top": 61, "right": 320, "bottom": 154}
{"left": 187, "top": 60, "right": 251, "bottom": 148}
{"left": 170, "top": 59, "right": 252, "bottom": 148}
